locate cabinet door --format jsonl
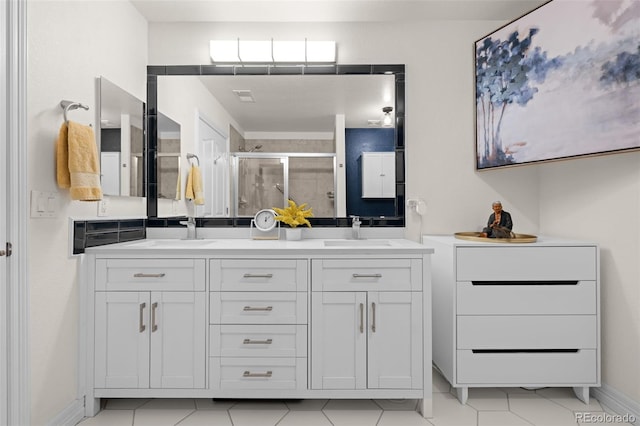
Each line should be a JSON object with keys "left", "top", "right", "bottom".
{"left": 368, "top": 292, "right": 423, "bottom": 389}
{"left": 149, "top": 292, "right": 206, "bottom": 389}
{"left": 95, "top": 292, "right": 150, "bottom": 388}
{"left": 311, "top": 292, "right": 367, "bottom": 389}
{"left": 379, "top": 153, "right": 396, "bottom": 198}
{"left": 361, "top": 152, "right": 395, "bottom": 199}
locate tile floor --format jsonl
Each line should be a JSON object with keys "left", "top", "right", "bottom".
{"left": 77, "top": 368, "right": 634, "bottom": 426}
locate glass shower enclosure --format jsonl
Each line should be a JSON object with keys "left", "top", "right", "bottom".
{"left": 231, "top": 152, "right": 336, "bottom": 217}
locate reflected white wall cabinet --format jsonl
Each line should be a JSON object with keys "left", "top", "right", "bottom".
{"left": 361, "top": 152, "right": 395, "bottom": 198}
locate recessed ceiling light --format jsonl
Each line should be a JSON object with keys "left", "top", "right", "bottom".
{"left": 232, "top": 89, "right": 255, "bottom": 103}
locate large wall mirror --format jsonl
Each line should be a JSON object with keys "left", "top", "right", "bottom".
{"left": 146, "top": 64, "right": 405, "bottom": 227}
{"left": 97, "top": 76, "right": 145, "bottom": 197}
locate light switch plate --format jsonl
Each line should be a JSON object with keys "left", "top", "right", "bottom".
{"left": 30, "top": 190, "right": 58, "bottom": 218}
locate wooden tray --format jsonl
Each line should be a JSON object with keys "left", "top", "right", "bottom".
{"left": 454, "top": 232, "right": 537, "bottom": 243}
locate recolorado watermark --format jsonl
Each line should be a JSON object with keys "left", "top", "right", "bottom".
{"left": 575, "top": 412, "right": 636, "bottom": 424}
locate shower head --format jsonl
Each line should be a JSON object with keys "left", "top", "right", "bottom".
{"left": 249, "top": 144, "right": 263, "bottom": 152}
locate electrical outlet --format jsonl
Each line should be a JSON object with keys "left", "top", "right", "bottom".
{"left": 97, "top": 198, "right": 109, "bottom": 217}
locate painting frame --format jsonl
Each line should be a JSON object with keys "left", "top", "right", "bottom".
{"left": 475, "top": 0, "right": 640, "bottom": 170}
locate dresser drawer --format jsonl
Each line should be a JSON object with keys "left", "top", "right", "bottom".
{"left": 211, "top": 259, "right": 307, "bottom": 292}
{"left": 457, "top": 281, "right": 596, "bottom": 315}
{"left": 210, "top": 292, "right": 307, "bottom": 324}
{"left": 456, "top": 349, "right": 597, "bottom": 385}
{"left": 210, "top": 325, "right": 307, "bottom": 358}
{"left": 456, "top": 246, "right": 597, "bottom": 282}
{"left": 311, "top": 259, "right": 421, "bottom": 291}
{"left": 210, "top": 357, "right": 307, "bottom": 390}
{"left": 457, "top": 315, "right": 597, "bottom": 350}
{"left": 96, "top": 258, "right": 206, "bottom": 291}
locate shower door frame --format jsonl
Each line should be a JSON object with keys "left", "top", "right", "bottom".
{"left": 231, "top": 152, "right": 337, "bottom": 217}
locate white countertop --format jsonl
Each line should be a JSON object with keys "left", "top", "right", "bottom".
{"left": 86, "top": 238, "right": 434, "bottom": 256}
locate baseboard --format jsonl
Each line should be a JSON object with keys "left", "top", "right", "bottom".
{"left": 592, "top": 384, "right": 639, "bottom": 426}
{"left": 46, "top": 398, "right": 85, "bottom": 426}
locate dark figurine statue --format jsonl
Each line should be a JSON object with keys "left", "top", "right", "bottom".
{"left": 482, "top": 201, "right": 514, "bottom": 238}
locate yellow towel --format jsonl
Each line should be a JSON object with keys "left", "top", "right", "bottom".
{"left": 185, "top": 164, "right": 204, "bottom": 205}
{"left": 56, "top": 121, "right": 103, "bottom": 201}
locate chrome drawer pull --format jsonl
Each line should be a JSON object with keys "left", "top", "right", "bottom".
{"left": 352, "top": 273, "right": 382, "bottom": 278}
{"left": 151, "top": 302, "right": 158, "bottom": 332}
{"left": 243, "top": 306, "right": 273, "bottom": 311}
{"left": 139, "top": 302, "right": 146, "bottom": 333}
{"left": 243, "top": 273, "right": 274, "bottom": 278}
{"left": 243, "top": 338, "right": 273, "bottom": 345}
{"left": 134, "top": 273, "right": 166, "bottom": 278}
{"left": 371, "top": 302, "right": 376, "bottom": 333}
{"left": 243, "top": 370, "right": 273, "bottom": 378}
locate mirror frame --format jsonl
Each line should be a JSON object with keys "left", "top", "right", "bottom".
{"left": 145, "top": 64, "right": 405, "bottom": 228}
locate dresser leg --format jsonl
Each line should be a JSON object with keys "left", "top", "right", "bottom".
{"left": 455, "top": 386, "right": 469, "bottom": 404}
{"left": 573, "top": 386, "right": 590, "bottom": 404}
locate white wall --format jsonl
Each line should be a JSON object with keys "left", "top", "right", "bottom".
{"left": 149, "top": 18, "right": 640, "bottom": 405}
{"left": 27, "top": 2, "right": 147, "bottom": 424}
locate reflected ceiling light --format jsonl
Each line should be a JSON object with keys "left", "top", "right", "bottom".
{"left": 210, "top": 39, "right": 336, "bottom": 65}
{"left": 382, "top": 106, "right": 393, "bottom": 127}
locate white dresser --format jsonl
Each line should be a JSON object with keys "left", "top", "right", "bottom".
{"left": 422, "top": 235, "right": 600, "bottom": 404}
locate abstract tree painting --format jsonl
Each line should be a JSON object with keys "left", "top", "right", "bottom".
{"left": 475, "top": 0, "right": 640, "bottom": 169}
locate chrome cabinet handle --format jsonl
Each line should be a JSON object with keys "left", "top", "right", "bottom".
{"left": 359, "top": 303, "right": 364, "bottom": 333}
{"left": 243, "top": 338, "right": 273, "bottom": 345}
{"left": 243, "top": 273, "right": 274, "bottom": 278}
{"left": 134, "top": 273, "right": 166, "bottom": 278}
{"left": 243, "top": 306, "right": 273, "bottom": 311}
{"left": 352, "top": 273, "right": 382, "bottom": 278}
{"left": 243, "top": 370, "right": 273, "bottom": 378}
{"left": 151, "top": 302, "right": 158, "bottom": 332}
{"left": 139, "top": 302, "right": 146, "bottom": 333}
{"left": 371, "top": 302, "right": 376, "bottom": 333}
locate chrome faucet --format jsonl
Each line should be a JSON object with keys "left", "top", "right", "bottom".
{"left": 351, "top": 215, "right": 362, "bottom": 240}
{"left": 179, "top": 216, "right": 197, "bottom": 240}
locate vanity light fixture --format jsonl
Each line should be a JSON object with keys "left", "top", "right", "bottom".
{"left": 382, "top": 106, "right": 393, "bottom": 127}
{"left": 210, "top": 39, "right": 336, "bottom": 65}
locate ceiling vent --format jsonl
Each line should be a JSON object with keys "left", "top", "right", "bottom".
{"left": 232, "top": 90, "right": 255, "bottom": 103}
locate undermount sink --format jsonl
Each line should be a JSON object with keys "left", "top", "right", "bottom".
{"left": 130, "top": 239, "right": 217, "bottom": 248}
{"left": 323, "top": 239, "right": 391, "bottom": 247}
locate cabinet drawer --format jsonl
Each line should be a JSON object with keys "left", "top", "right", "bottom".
{"left": 210, "top": 357, "right": 307, "bottom": 390}
{"left": 96, "top": 259, "right": 205, "bottom": 291}
{"left": 210, "top": 292, "right": 307, "bottom": 324}
{"left": 211, "top": 259, "right": 307, "bottom": 292}
{"left": 311, "top": 259, "right": 421, "bottom": 291}
{"left": 457, "top": 315, "right": 597, "bottom": 350}
{"left": 456, "top": 246, "right": 597, "bottom": 282}
{"left": 210, "top": 325, "right": 307, "bottom": 358}
{"left": 456, "top": 349, "right": 597, "bottom": 385}
{"left": 457, "top": 281, "right": 596, "bottom": 315}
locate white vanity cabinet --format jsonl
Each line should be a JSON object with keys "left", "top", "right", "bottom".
{"left": 423, "top": 235, "right": 600, "bottom": 405}
{"left": 311, "top": 259, "right": 423, "bottom": 390}
{"left": 83, "top": 239, "right": 434, "bottom": 418}
{"left": 93, "top": 259, "right": 207, "bottom": 391}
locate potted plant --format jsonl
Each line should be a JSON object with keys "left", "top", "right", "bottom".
{"left": 273, "top": 199, "right": 314, "bottom": 240}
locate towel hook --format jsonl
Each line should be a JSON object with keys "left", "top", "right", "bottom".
{"left": 60, "top": 100, "right": 89, "bottom": 123}
{"left": 186, "top": 153, "right": 200, "bottom": 166}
